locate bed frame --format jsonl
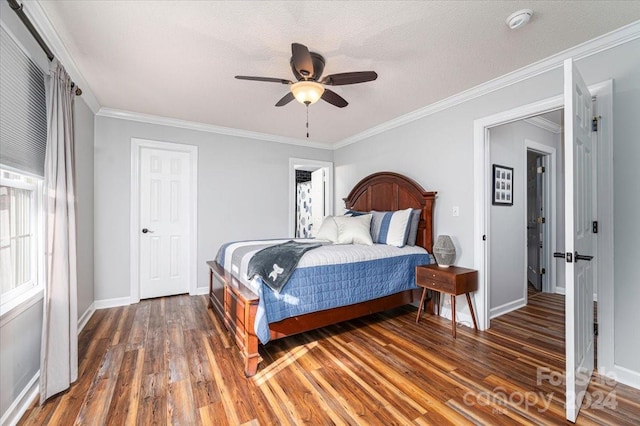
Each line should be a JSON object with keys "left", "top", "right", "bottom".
{"left": 208, "top": 172, "right": 437, "bottom": 377}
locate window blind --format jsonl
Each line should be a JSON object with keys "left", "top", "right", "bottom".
{"left": 0, "top": 26, "right": 47, "bottom": 177}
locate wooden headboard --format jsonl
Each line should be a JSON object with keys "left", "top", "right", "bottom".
{"left": 343, "top": 172, "right": 437, "bottom": 252}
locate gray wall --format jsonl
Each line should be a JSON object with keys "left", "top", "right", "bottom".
{"left": 75, "top": 98, "right": 95, "bottom": 319}
{"left": 489, "top": 120, "right": 561, "bottom": 314}
{"left": 613, "top": 63, "right": 640, "bottom": 372}
{"left": 334, "top": 38, "right": 640, "bottom": 376}
{"left": 93, "top": 116, "right": 333, "bottom": 301}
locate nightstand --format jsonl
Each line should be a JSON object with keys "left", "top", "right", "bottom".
{"left": 415, "top": 264, "right": 478, "bottom": 337}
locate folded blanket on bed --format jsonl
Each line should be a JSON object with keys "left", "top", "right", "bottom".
{"left": 247, "top": 240, "right": 322, "bottom": 293}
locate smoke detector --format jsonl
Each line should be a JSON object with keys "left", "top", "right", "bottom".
{"left": 506, "top": 9, "right": 533, "bottom": 30}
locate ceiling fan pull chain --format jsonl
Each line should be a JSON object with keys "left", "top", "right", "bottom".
{"left": 306, "top": 104, "right": 310, "bottom": 138}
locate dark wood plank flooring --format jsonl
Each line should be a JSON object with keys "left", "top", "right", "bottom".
{"left": 19, "top": 292, "right": 640, "bottom": 425}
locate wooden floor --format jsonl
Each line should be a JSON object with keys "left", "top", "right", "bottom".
{"left": 19, "top": 292, "right": 640, "bottom": 425}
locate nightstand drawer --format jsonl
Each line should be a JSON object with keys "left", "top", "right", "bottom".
{"left": 416, "top": 266, "right": 455, "bottom": 286}
{"left": 418, "top": 278, "right": 455, "bottom": 293}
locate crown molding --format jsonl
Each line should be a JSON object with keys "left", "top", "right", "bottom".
{"left": 97, "top": 108, "right": 332, "bottom": 150}
{"left": 523, "top": 116, "right": 563, "bottom": 134}
{"left": 22, "top": 1, "right": 101, "bottom": 114}
{"left": 334, "top": 20, "right": 640, "bottom": 149}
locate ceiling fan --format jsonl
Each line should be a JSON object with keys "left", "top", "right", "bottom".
{"left": 235, "top": 43, "right": 378, "bottom": 108}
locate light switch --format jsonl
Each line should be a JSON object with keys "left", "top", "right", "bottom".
{"left": 452, "top": 206, "right": 460, "bottom": 217}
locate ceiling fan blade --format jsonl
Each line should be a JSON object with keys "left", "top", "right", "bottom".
{"left": 275, "top": 92, "right": 295, "bottom": 107}
{"left": 320, "top": 71, "right": 378, "bottom": 86}
{"left": 235, "top": 76, "right": 292, "bottom": 84}
{"left": 321, "top": 89, "right": 348, "bottom": 108}
{"left": 291, "top": 43, "right": 314, "bottom": 78}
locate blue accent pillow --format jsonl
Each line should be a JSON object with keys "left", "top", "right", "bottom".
{"left": 405, "top": 209, "right": 422, "bottom": 246}
{"left": 370, "top": 208, "right": 413, "bottom": 247}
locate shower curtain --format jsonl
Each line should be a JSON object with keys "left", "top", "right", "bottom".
{"left": 296, "top": 181, "right": 312, "bottom": 238}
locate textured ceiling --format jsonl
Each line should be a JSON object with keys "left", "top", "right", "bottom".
{"left": 37, "top": 1, "right": 640, "bottom": 145}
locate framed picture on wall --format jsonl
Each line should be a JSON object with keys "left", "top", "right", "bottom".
{"left": 492, "top": 164, "right": 514, "bottom": 206}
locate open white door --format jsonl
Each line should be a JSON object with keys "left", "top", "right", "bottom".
{"left": 310, "top": 168, "right": 325, "bottom": 236}
{"left": 563, "top": 58, "right": 595, "bottom": 422}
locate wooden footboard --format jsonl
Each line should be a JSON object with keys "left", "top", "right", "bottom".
{"left": 224, "top": 276, "right": 261, "bottom": 377}
{"left": 208, "top": 261, "right": 262, "bottom": 376}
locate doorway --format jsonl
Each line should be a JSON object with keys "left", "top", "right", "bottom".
{"left": 294, "top": 168, "right": 325, "bottom": 238}
{"left": 527, "top": 150, "right": 544, "bottom": 293}
{"left": 473, "top": 80, "right": 612, "bottom": 337}
{"left": 486, "top": 115, "right": 560, "bottom": 318}
{"left": 288, "top": 158, "right": 333, "bottom": 238}
{"left": 524, "top": 129, "right": 561, "bottom": 299}
{"left": 130, "top": 138, "right": 198, "bottom": 303}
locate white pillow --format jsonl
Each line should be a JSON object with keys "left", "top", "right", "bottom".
{"left": 315, "top": 216, "right": 339, "bottom": 242}
{"left": 333, "top": 214, "right": 373, "bottom": 245}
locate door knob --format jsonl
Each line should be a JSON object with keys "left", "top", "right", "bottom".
{"left": 141, "top": 228, "right": 154, "bottom": 234}
{"left": 575, "top": 252, "right": 594, "bottom": 262}
{"left": 553, "top": 252, "right": 565, "bottom": 259}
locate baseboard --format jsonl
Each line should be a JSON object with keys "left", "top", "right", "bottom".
{"left": 0, "top": 372, "right": 39, "bottom": 426}
{"left": 94, "top": 290, "right": 209, "bottom": 309}
{"left": 489, "top": 298, "right": 526, "bottom": 319}
{"left": 77, "top": 302, "right": 95, "bottom": 334}
{"left": 614, "top": 364, "right": 640, "bottom": 390}
{"left": 94, "top": 296, "right": 131, "bottom": 309}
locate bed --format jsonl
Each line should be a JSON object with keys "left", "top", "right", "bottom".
{"left": 208, "top": 171, "right": 437, "bottom": 377}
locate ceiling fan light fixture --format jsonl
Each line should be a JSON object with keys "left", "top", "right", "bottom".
{"left": 291, "top": 81, "right": 324, "bottom": 105}
{"left": 506, "top": 9, "right": 533, "bottom": 30}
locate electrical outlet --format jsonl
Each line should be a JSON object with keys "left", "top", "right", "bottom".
{"left": 452, "top": 206, "right": 460, "bottom": 217}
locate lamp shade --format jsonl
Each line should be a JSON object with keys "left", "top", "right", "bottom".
{"left": 291, "top": 81, "right": 324, "bottom": 105}
{"left": 433, "top": 235, "right": 456, "bottom": 267}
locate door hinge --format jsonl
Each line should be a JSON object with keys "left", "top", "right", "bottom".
{"left": 592, "top": 116, "right": 600, "bottom": 132}
{"left": 537, "top": 166, "right": 545, "bottom": 174}
{"left": 540, "top": 268, "right": 546, "bottom": 275}
{"left": 536, "top": 217, "right": 546, "bottom": 224}
{"left": 482, "top": 234, "right": 487, "bottom": 241}
{"left": 594, "top": 323, "right": 599, "bottom": 336}
{"left": 593, "top": 221, "right": 598, "bottom": 234}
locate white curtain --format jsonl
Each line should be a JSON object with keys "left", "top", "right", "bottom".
{"left": 40, "top": 59, "right": 78, "bottom": 403}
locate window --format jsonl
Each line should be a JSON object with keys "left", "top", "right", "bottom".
{"left": 0, "top": 20, "right": 47, "bottom": 315}
{"left": 0, "top": 168, "right": 43, "bottom": 312}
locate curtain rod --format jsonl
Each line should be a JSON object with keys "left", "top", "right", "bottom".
{"left": 7, "top": 0, "right": 82, "bottom": 96}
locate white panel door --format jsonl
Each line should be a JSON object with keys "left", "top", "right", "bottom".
{"left": 139, "top": 147, "right": 191, "bottom": 299}
{"left": 310, "top": 168, "right": 325, "bottom": 237}
{"left": 564, "top": 58, "right": 595, "bottom": 423}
